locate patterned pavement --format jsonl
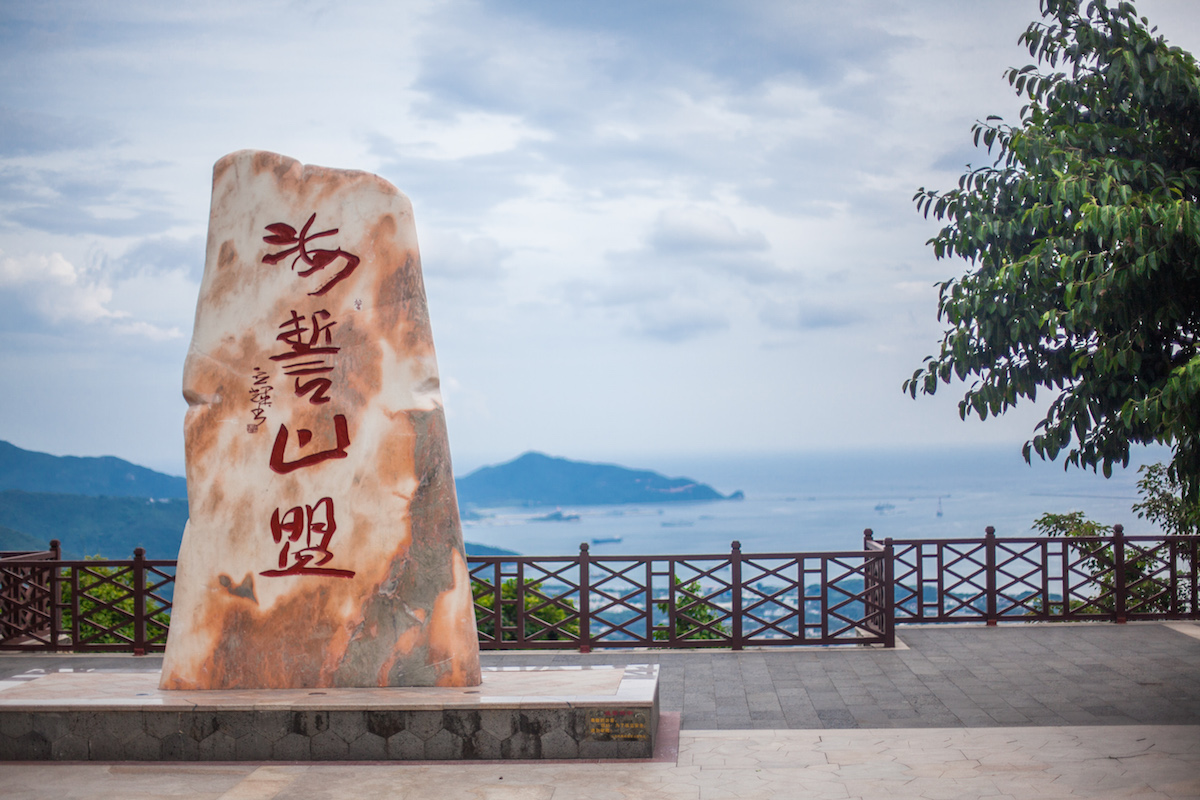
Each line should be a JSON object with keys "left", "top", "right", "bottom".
{"left": 1, "top": 622, "right": 1198, "bottom": 799}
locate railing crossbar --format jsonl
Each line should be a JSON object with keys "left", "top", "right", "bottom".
{"left": 3, "top": 531, "right": 1197, "bottom": 653}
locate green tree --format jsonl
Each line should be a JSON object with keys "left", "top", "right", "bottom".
{"left": 654, "top": 578, "right": 728, "bottom": 641}
{"left": 1031, "top": 461, "right": 1196, "bottom": 614}
{"left": 1132, "top": 461, "right": 1200, "bottom": 535}
{"left": 905, "top": 0, "right": 1200, "bottom": 501}
{"left": 473, "top": 578, "right": 579, "bottom": 641}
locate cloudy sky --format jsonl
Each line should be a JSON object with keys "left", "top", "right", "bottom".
{"left": 2, "top": 0, "right": 1198, "bottom": 476}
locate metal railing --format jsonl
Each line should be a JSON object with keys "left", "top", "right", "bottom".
{"left": 0, "top": 544, "right": 175, "bottom": 654}
{"left": 1, "top": 529, "right": 1196, "bottom": 654}
{"left": 470, "top": 541, "right": 893, "bottom": 650}
{"left": 882, "top": 525, "right": 1200, "bottom": 625}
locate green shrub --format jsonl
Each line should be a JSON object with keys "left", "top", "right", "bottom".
{"left": 473, "top": 577, "right": 579, "bottom": 641}
{"left": 654, "top": 578, "right": 728, "bottom": 641}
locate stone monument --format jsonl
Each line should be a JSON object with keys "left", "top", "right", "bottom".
{"left": 160, "top": 150, "right": 481, "bottom": 690}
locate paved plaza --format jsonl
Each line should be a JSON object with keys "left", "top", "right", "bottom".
{"left": 1, "top": 621, "right": 1198, "bottom": 798}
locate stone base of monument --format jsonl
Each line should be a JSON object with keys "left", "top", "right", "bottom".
{"left": 0, "top": 664, "right": 658, "bottom": 761}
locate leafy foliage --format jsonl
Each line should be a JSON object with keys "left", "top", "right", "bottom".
{"left": 1033, "top": 508, "right": 1184, "bottom": 613}
{"left": 1132, "top": 461, "right": 1200, "bottom": 535}
{"left": 473, "top": 577, "right": 580, "bottom": 641}
{"left": 654, "top": 578, "right": 729, "bottom": 641}
{"left": 906, "top": 0, "right": 1200, "bottom": 500}
{"left": 59, "top": 557, "right": 170, "bottom": 646}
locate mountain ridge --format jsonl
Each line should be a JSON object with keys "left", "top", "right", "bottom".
{"left": 0, "top": 440, "right": 187, "bottom": 498}
{"left": 0, "top": 442, "right": 734, "bottom": 557}
{"left": 455, "top": 451, "right": 739, "bottom": 508}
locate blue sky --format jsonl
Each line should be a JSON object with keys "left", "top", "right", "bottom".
{"left": 1, "top": 1, "right": 1198, "bottom": 476}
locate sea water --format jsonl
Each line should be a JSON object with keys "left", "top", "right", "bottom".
{"left": 460, "top": 444, "right": 1169, "bottom": 557}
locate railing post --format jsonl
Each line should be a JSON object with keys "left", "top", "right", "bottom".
{"left": 1113, "top": 524, "right": 1127, "bottom": 623}
{"left": 1191, "top": 536, "right": 1199, "bottom": 615}
{"left": 49, "top": 539, "right": 61, "bottom": 651}
{"left": 69, "top": 561, "right": 80, "bottom": 653}
{"left": 884, "top": 537, "right": 896, "bottom": 649}
{"left": 985, "top": 527, "right": 997, "bottom": 626}
{"left": 1169, "top": 536, "right": 1180, "bottom": 616}
{"left": 514, "top": 558, "right": 526, "bottom": 647}
{"left": 863, "top": 528, "right": 873, "bottom": 547}
{"left": 489, "top": 559, "right": 503, "bottom": 649}
{"left": 730, "top": 540, "right": 743, "bottom": 651}
{"left": 133, "top": 547, "right": 146, "bottom": 656}
{"left": 578, "top": 542, "right": 591, "bottom": 654}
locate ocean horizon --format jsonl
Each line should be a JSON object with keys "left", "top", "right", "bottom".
{"left": 459, "top": 443, "right": 1171, "bottom": 557}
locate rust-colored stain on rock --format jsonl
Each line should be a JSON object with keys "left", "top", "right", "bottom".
{"left": 159, "top": 150, "right": 481, "bottom": 690}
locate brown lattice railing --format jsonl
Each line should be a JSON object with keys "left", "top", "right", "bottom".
{"left": 2, "top": 528, "right": 1196, "bottom": 654}
{"left": 0, "top": 545, "right": 176, "bottom": 654}
{"left": 470, "top": 541, "right": 894, "bottom": 650}
{"left": 882, "top": 526, "right": 1200, "bottom": 624}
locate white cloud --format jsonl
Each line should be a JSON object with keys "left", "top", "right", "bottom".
{"left": 393, "top": 112, "right": 553, "bottom": 161}
{"left": 760, "top": 299, "right": 864, "bottom": 332}
{"left": 6, "top": 0, "right": 1200, "bottom": 467}
{"left": 112, "top": 319, "right": 184, "bottom": 341}
{"left": 0, "top": 251, "right": 118, "bottom": 324}
{"left": 633, "top": 305, "right": 729, "bottom": 343}
{"left": 420, "top": 230, "right": 506, "bottom": 281}
{"left": 441, "top": 375, "right": 491, "bottom": 422}
{"left": 649, "top": 207, "right": 768, "bottom": 255}
{"left": 0, "top": 250, "right": 185, "bottom": 339}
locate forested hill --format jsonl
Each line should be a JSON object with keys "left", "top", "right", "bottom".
{"left": 0, "top": 440, "right": 187, "bottom": 498}
{"left": 0, "top": 442, "right": 729, "bottom": 557}
{"left": 0, "top": 490, "right": 188, "bottom": 558}
{"left": 455, "top": 451, "right": 739, "bottom": 508}
{"left": 0, "top": 441, "right": 528, "bottom": 558}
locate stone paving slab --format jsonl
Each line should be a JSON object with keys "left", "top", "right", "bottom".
{"left": 0, "top": 724, "right": 1196, "bottom": 799}
{"left": 2, "top": 622, "right": 1198, "bottom": 731}
{"left": 484, "top": 622, "right": 1200, "bottom": 729}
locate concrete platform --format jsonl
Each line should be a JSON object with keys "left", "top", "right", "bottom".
{"left": 0, "top": 665, "right": 659, "bottom": 761}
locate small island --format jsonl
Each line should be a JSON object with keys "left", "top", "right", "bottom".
{"left": 455, "top": 451, "right": 741, "bottom": 509}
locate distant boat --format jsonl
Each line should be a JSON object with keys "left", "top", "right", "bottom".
{"left": 591, "top": 536, "right": 622, "bottom": 544}
{"left": 874, "top": 502, "right": 895, "bottom": 513}
{"left": 937, "top": 498, "right": 944, "bottom": 517}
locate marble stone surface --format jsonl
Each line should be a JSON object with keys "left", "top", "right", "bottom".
{"left": 160, "top": 150, "right": 480, "bottom": 690}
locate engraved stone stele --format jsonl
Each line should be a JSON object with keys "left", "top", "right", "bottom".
{"left": 160, "top": 150, "right": 481, "bottom": 690}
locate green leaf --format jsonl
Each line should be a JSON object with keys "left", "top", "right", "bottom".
{"left": 906, "top": 0, "right": 1200, "bottom": 503}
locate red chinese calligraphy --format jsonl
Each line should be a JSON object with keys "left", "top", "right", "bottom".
{"left": 263, "top": 213, "right": 361, "bottom": 296}
{"left": 271, "top": 310, "right": 338, "bottom": 404}
{"left": 259, "top": 496, "right": 355, "bottom": 578}
{"left": 259, "top": 216, "right": 362, "bottom": 576}
{"left": 269, "top": 414, "right": 350, "bottom": 474}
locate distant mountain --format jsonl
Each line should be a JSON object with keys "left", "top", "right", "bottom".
{"left": 0, "top": 490, "right": 189, "bottom": 559}
{"left": 0, "top": 440, "right": 525, "bottom": 559}
{"left": 0, "top": 440, "right": 187, "bottom": 498}
{"left": 0, "top": 442, "right": 737, "bottom": 559}
{"left": 0, "top": 523, "right": 50, "bottom": 553}
{"left": 462, "top": 542, "right": 519, "bottom": 557}
{"left": 0, "top": 488, "right": 518, "bottom": 560}
{"left": 455, "top": 451, "right": 739, "bottom": 508}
